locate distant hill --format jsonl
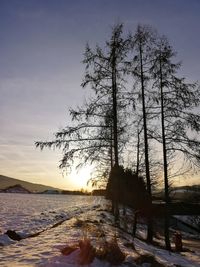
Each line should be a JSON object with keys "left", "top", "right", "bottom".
{"left": 153, "top": 184, "right": 200, "bottom": 203}
{"left": 170, "top": 185, "right": 200, "bottom": 202}
{"left": 1, "top": 184, "right": 31, "bottom": 194}
{"left": 0, "top": 175, "right": 61, "bottom": 193}
{"left": 173, "top": 185, "right": 200, "bottom": 192}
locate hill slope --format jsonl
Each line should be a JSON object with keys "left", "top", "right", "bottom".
{"left": 0, "top": 175, "right": 61, "bottom": 193}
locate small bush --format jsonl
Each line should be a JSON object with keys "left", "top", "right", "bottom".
{"left": 78, "top": 238, "right": 96, "bottom": 265}
{"left": 96, "top": 237, "right": 125, "bottom": 265}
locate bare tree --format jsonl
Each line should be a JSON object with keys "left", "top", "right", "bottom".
{"left": 150, "top": 35, "right": 200, "bottom": 249}
{"left": 131, "top": 24, "right": 156, "bottom": 243}
{"left": 36, "top": 24, "right": 132, "bottom": 221}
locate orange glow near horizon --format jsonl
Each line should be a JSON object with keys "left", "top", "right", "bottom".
{"left": 68, "top": 165, "right": 94, "bottom": 191}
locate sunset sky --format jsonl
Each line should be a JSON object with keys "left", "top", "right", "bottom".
{"left": 0, "top": 0, "right": 200, "bottom": 190}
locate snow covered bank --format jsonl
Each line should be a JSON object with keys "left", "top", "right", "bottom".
{"left": 0, "top": 196, "right": 199, "bottom": 266}
{"left": 0, "top": 193, "right": 97, "bottom": 245}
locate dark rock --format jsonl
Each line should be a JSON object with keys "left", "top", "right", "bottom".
{"left": 135, "top": 254, "right": 165, "bottom": 267}
{"left": 124, "top": 242, "right": 135, "bottom": 250}
{"left": 6, "top": 230, "right": 22, "bottom": 241}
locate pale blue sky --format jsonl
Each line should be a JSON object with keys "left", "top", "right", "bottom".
{"left": 0, "top": 0, "right": 199, "bottom": 189}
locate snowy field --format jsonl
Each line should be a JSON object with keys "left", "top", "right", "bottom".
{"left": 0, "top": 193, "right": 99, "bottom": 243}
{"left": 0, "top": 193, "right": 200, "bottom": 266}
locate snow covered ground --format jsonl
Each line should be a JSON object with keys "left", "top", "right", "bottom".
{"left": 0, "top": 193, "right": 96, "bottom": 243}
{"left": 0, "top": 193, "right": 200, "bottom": 266}
{"left": 174, "top": 215, "right": 200, "bottom": 233}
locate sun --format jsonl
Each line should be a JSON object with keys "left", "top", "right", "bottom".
{"left": 69, "top": 165, "right": 94, "bottom": 190}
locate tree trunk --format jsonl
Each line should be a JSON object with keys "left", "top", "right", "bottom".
{"left": 136, "top": 129, "right": 140, "bottom": 176}
{"left": 111, "top": 38, "right": 119, "bottom": 222}
{"left": 112, "top": 46, "right": 119, "bottom": 167}
{"left": 159, "top": 55, "right": 171, "bottom": 250}
{"left": 139, "top": 40, "right": 153, "bottom": 243}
